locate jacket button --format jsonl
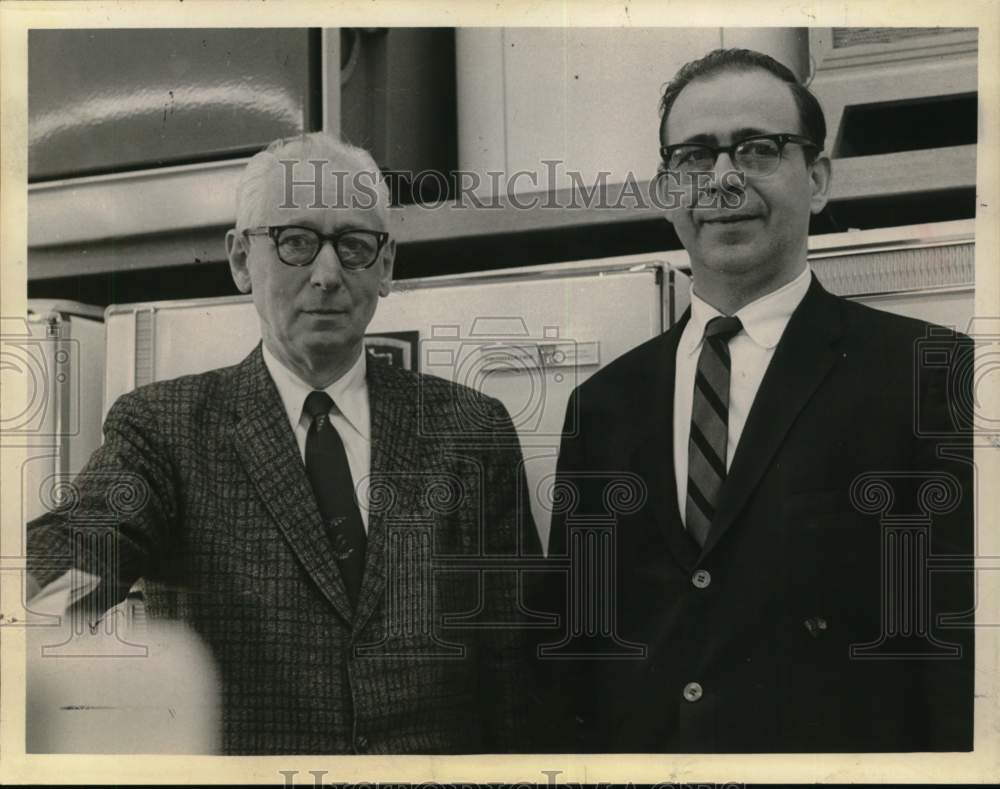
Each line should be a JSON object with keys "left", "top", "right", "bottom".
{"left": 355, "top": 734, "right": 369, "bottom": 752}
{"left": 682, "top": 681, "right": 703, "bottom": 702}
{"left": 691, "top": 569, "right": 711, "bottom": 589}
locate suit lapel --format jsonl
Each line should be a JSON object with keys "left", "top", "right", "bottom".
{"left": 701, "top": 276, "right": 846, "bottom": 555}
{"left": 352, "top": 356, "right": 423, "bottom": 632}
{"left": 230, "top": 346, "right": 355, "bottom": 625}
{"left": 630, "top": 310, "right": 702, "bottom": 570}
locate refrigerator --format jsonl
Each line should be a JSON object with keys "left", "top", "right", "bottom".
{"left": 16, "top": 301, "right": 106, "bottom": 526}
{"left": 808, "top": 219, "right": 975, "bottom": 332}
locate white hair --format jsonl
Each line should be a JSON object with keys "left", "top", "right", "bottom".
{"left": 234, "top": 133, "right": 390, "bottom": 231}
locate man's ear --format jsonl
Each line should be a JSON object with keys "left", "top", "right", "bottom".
{"left": 378, "top": 238, "right": 396, "bottom": 297}
{"left": 808, "top": 154, "right": 832, "bottom": 215}
{"left": 226, "top": 229, "right": 253, "bottom": 294}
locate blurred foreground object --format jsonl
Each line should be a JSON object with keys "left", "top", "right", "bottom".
{"left": 26, "top": 581, "right": 220, "bottom": 754}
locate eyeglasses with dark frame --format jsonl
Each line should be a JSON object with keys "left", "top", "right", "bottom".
{"left": 244, "top": 225, "right": 390, "bottom": 270}
{"left": 659, "top": 133, "right": 819, "bottom": 177}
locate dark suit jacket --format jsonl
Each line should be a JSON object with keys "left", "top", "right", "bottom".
{"left": 28, "top": 346, "right": 540, "bottom": 755}
{"left": 540, "top": 277, "right": 974, "bottom": 752}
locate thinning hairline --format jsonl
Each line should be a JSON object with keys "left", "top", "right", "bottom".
{"left": 238, "top": 152, "right": 390, "bottom": 230}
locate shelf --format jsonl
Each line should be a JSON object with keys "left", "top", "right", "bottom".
{"left": 828, "top": 146, "right": 976, "bottom": 200}
{"left": 27, "top": 146, "right": 977, "bottom": 281}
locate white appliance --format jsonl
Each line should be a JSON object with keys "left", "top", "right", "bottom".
{"left": 13, "top": 302, "right": 106, "bottom": 525}
{"left": 809, "top": 220, "right": 975, "bottom": 332}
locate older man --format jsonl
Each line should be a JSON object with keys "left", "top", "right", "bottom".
{"left": 27, "top": 133, "right": 539, "bottom": 754}
{"left": 542, "top": 49, "right": 974, "bottom": 752}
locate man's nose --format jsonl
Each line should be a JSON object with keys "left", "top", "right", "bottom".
{"left": 706, "top": 150, "right": 745, "bottom": 201}
{"left": 309, "top": 241, "right": 345, "bottom": 289}
{"left": 710, "top": 149, "right": 738, "bottom": 180}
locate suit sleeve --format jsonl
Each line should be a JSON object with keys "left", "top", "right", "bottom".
{"left": 27, "top": 389, "right": 177, "bottom": 614}
{"left": 473, "top": 397, "right": 543, "bottom": 752}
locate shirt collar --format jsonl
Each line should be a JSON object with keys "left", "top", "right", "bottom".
{"left": 681, "top": 264, "right": 812, "bottom": 356}
{"left": 261, "top": 343, "right": 370, "bottom": 440}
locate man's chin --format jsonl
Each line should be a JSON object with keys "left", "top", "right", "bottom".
{"left": 301, "top": 335, "right": 360, "bottom": 360}
{"left": 696, "top": 220, "right": 763, "bottom": 247}
{"left": 695, "top": 243, "right": 770, "bottom": 274}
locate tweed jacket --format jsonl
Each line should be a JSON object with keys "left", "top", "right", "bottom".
{"left": 28, "top": 345, "right": 541, "bottom": 754}
{"left": 537, "top": 278, "right": 974, "bottom": 752}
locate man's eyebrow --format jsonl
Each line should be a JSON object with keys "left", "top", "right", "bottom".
{"left": 731, "top": 127, "right": 771, "bottom": 140}
{"left": 278, "top": 222, "right": 375, "bottom": 233}
{"left": 675, "top": 133, "right": 717, "bottom": 145}
{"left": 674, "top": 127, "right": 772, "bottom": 145}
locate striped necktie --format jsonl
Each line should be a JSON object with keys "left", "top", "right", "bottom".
{"left": 686, "top": 315, "right": 743, "bottom": 547}
{"left": 304, "top": 390, "right": 367, "bottom": 608}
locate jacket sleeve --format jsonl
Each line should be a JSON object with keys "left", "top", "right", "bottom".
{"left": 26, "top": 388, "right": 177, "bottom": 615}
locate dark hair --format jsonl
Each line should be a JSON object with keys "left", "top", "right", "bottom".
{"left": 658, "top": 48, "right": 827, "bottom": 160}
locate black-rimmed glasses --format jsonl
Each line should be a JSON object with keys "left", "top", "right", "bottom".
{"left": 660, "top": 133, "right": 818, "bottom": 177}
{"left": 244, "top": 225, "right": 389, "bottom": 269}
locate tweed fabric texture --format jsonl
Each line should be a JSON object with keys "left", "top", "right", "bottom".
{"left": 28, "top": 345, "right": 541, "bottom": 754}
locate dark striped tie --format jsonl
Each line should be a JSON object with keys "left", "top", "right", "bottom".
{"left": 686, "top": 315, "right": 743, "bottom": 547}
{"left": 304, "top": 390, "right": 367, "bottom": 608}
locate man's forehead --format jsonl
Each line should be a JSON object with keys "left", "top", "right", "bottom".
{"left": 663, "top": 68, "right": 800, "bottom": 144}
{"left": 260, "top": 158, "right": 387, "bottom": 228}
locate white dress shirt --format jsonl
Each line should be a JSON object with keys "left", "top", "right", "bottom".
{"left": 673, "top": 266, "right": 812, "bottom": 525}
{"left": 262, "top": 344, "right": 372, "bottom": 531}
